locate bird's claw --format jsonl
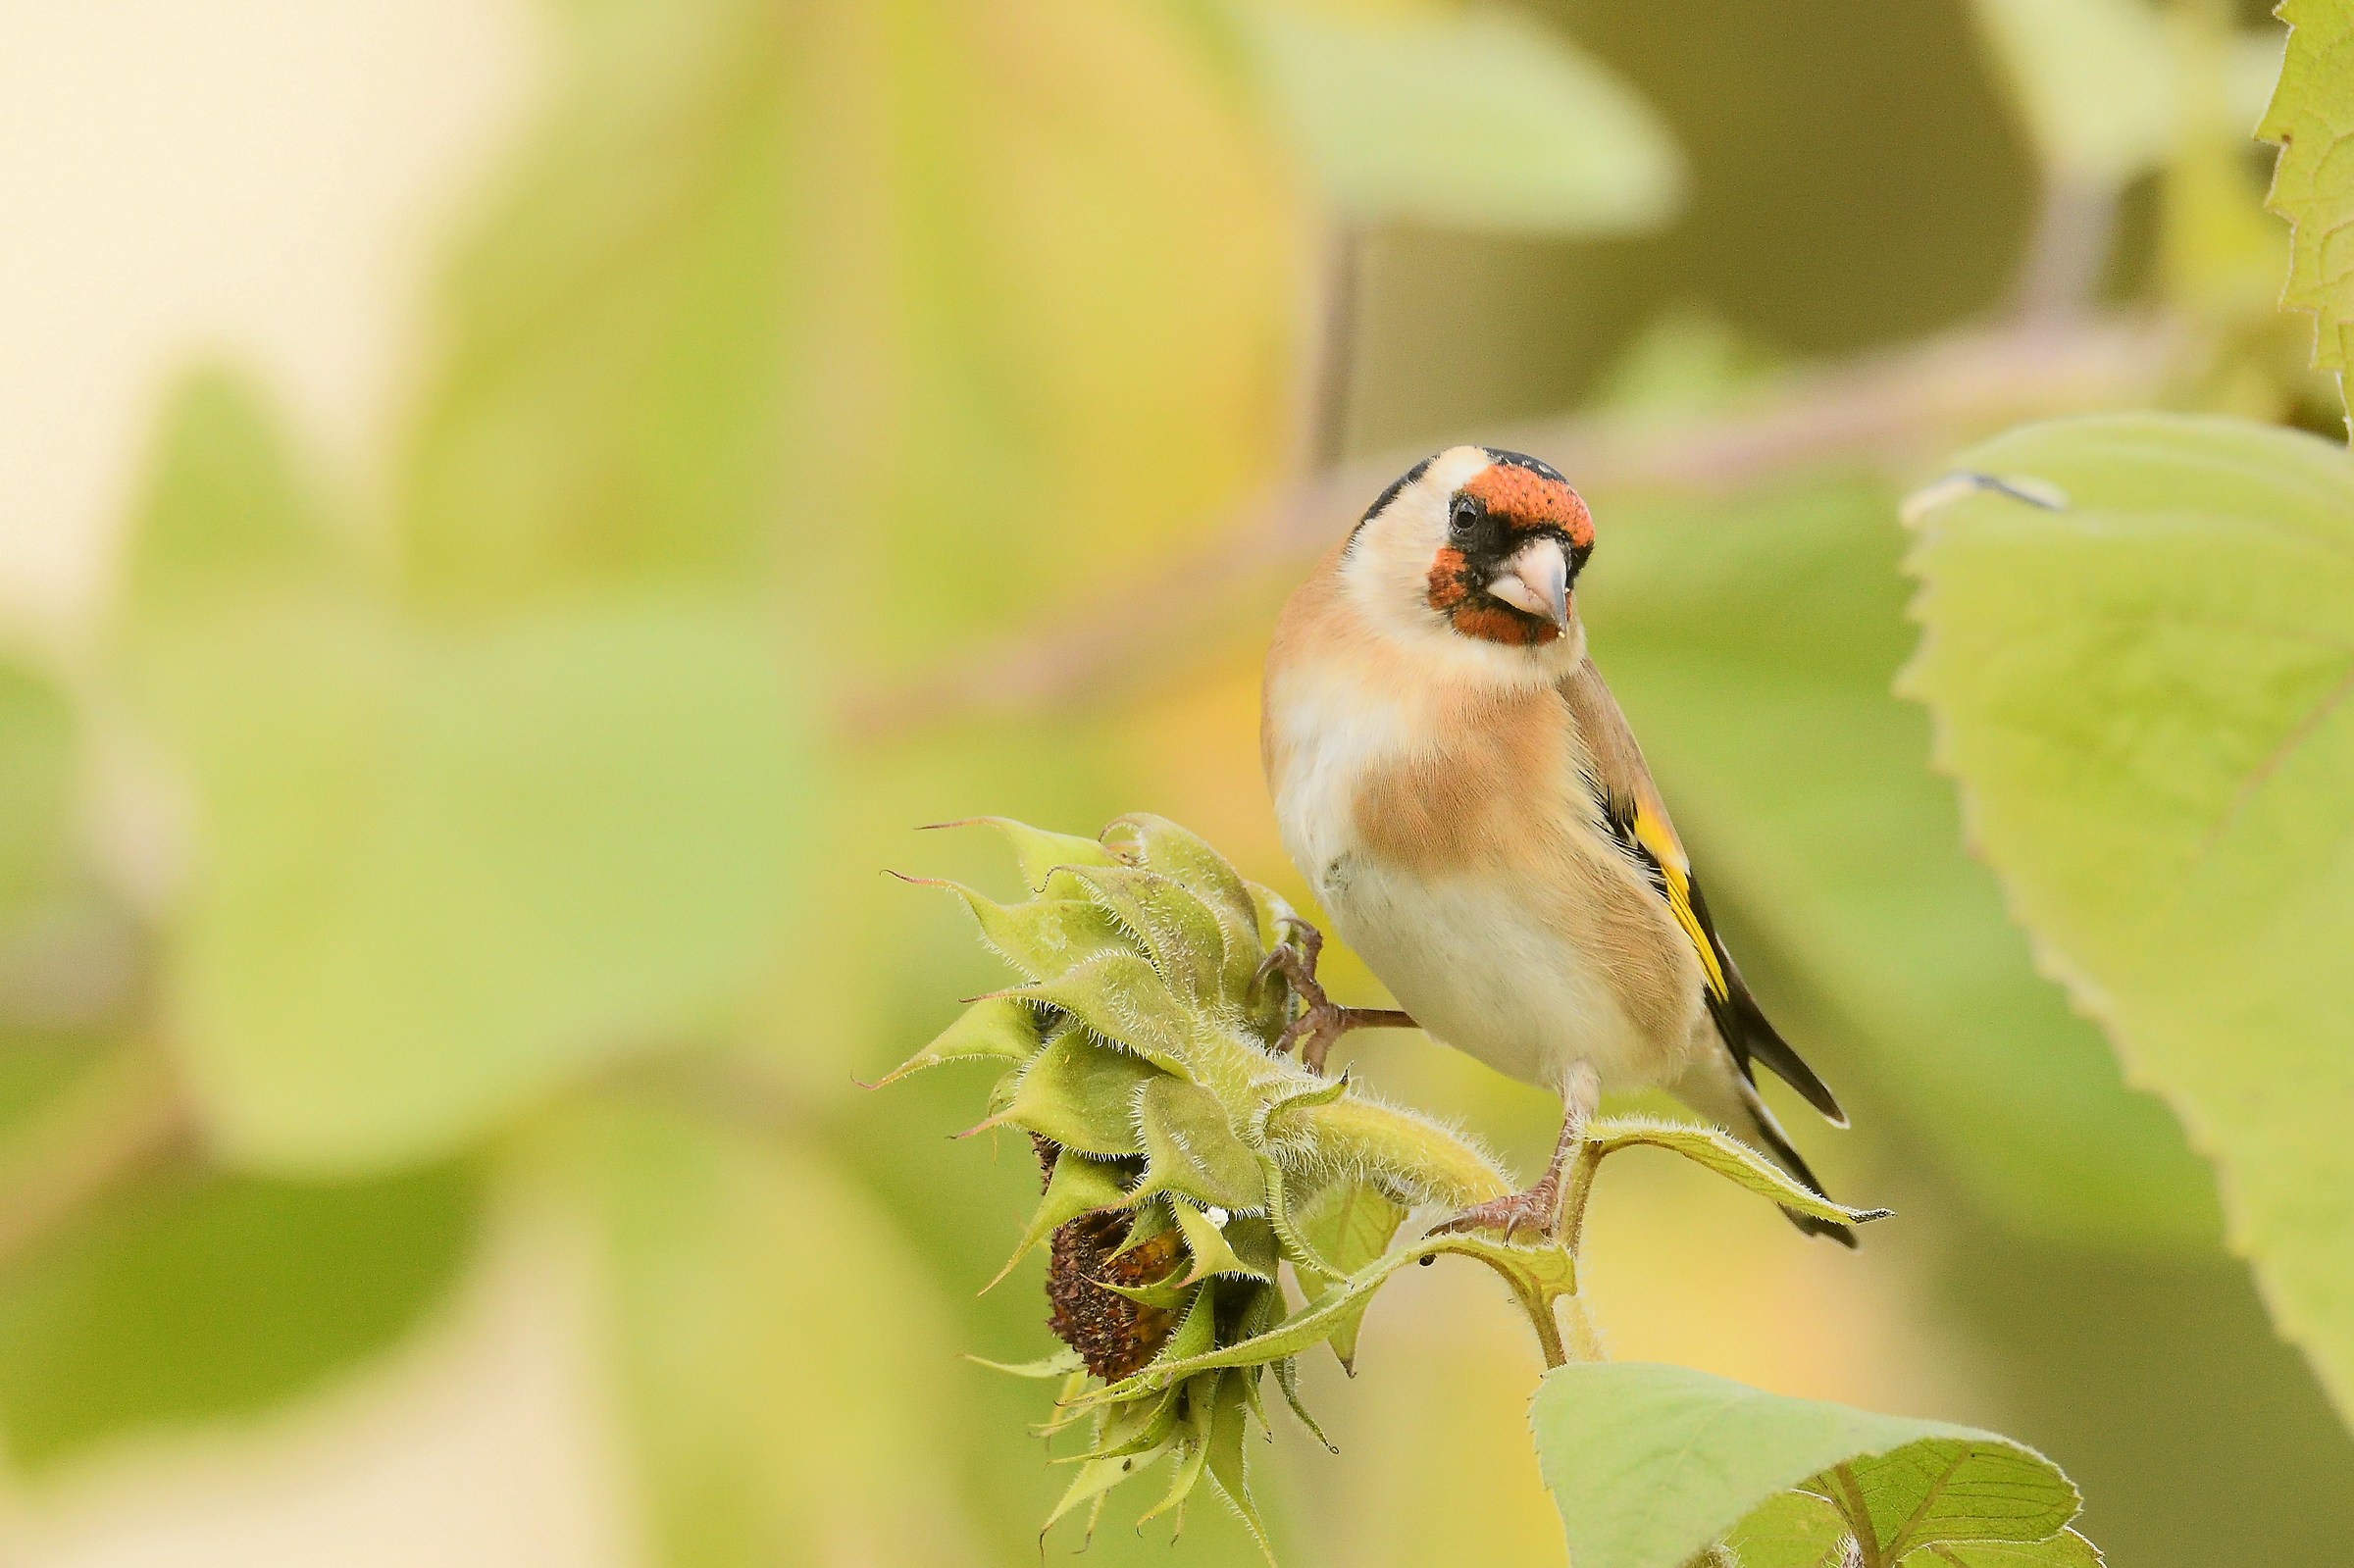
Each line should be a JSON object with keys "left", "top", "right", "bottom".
{"left": 1428, "top": 1183, "right": 1563, "bottom": 1244}
{"left": 1255, "top": 917, "right": 1414, "bottom": 1075}
{"left": 1276, "top": 1006, "right": 1348, "bottom": 1076}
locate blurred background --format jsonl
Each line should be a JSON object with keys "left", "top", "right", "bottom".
{"left": 0, "top": 1, "right": 2349, "bottom": 1565}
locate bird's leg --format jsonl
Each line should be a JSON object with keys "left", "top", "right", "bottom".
{"left": 1254, "top": 916, "right": 1416, "bottom": 1075}
{"left": 1429, "top": 1064, "right": 1602, "bottom": 1243}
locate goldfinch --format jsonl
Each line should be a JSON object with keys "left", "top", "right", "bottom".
{"left": 1259, "top": 445, "right": 1855, "bottom": 1244}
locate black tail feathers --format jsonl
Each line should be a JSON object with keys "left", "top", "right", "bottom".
{"left": 1741, "top": 1095, "right": 1858, "bottom": 1248}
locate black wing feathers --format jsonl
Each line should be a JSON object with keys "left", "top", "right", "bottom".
{"left": 1682, "top": 875, "right": 1847, "bottom": 1126}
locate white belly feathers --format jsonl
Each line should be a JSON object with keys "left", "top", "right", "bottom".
{"left": 1267, "top": 659, "right": 1698, "bottom": 1097}
{"left": 1322, "top": 856, "right": 1663, "bottom": 1093}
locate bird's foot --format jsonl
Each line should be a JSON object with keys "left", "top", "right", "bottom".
{"left": 1428, "top": 1067, "right": 1596, "bottom": 1243}
{"left": 1427, "top": 1178, "right": 1564, "bottom": 1244}
{"left": 1254, "top": 917, "right": 1414, "bottom": 1075}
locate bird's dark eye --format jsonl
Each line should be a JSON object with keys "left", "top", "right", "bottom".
{"left": 1449, "top": 496, "right": 1480, "bottom": 540}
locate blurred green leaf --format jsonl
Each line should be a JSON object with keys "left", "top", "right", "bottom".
{"left": 1968, "top": 0, "right": 2175, "bottom": 186}
{"left": 397, "top": 0, "right": 795, "bottom": 602}
{"left": 1530, "top": 1363, "right": 2081, "bottom": 1568}
{"left": 1903, "top": 413, "right": 2354, "bottom": 1423}
{"left": 2259, "top": 0, "right": 2354, "bottom": 422}
{"left": 0, "top": 656, "right": 73, "bottom": 921}
{"left": 118, "top": 369, "right": 348, "bottom": 631}
{"left": 1582, "top": 480, "right": 2218, "bottom": 1247}
{"left": 1220, "top": 0, "right": 1683, "bottom": 234}
{"left": 118, "top": 379, "right": 809, "bottom": 1174}
{"left": 540, "top": 1098, "right": 986, "bottom": 1568}
{"left": 401, "top": 0, "right": 1300, "bottom": 651}
{"left": 0, "top": 1160, "right": 478, "bottom": 1471}
{"left": 173, "top": 601, "right": 805, "bottom": 1174}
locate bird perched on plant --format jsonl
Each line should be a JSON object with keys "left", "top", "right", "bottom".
{"left": 1259, "top": 444, "right": 1855, "bottom": 1244}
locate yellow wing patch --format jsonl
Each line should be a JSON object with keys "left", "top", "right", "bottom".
{"left": 1629, "top": 799, "right": 1728, "bottom": 1001}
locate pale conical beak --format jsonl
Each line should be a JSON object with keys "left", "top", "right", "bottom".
{"left": 1487, "top": 539, "right": 1570, "bottom": 631}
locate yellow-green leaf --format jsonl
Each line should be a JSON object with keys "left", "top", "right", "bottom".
{"left": 1584, "top": 1117, "right": 1894, "bottom": 1231}
{"left": 1903, "top": 412, "right": 2354, "bottom": 1420}
{"left": 1530, "top": 1363, "right": 2081, "bottom": 1568}
{"left": 1968, "top": 0, "right": 2176, "bottom": 187}
{"left": 1221, "top": 0, "right": 1682, "bottom": 235}
{"left": 2259, "top": 0, "right": 2354, "bottom": 421}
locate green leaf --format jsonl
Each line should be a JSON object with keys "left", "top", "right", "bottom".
{"left": 2259, "top": 0, "right": 2354, "bottom": 422}
{"left": 1044, "top": 1450, "right": 1153, "bottom": 1536}
{"left": 1967, "top": 0, "right": 2176, "bottom": 186}
{"left": 966, "top": 1346, "right": 1083, "bottom": 1380}
{"left": 117, "top": 369, "right": 348, "bottom": 632}
{"left": 1722, "top": 1490, "right": 1847, "bottom": 1568}
{"left": 0, "top": 656, "right": 74, "bottom": 921}
{"left": 988, "top": 1032, "right": 1160, "bottom": 1157}
{"left": 1529, "top": 1363, "right": 2078, "bottom": 1568}
{"left": 1135, "top": 1374, "right": 1215, "bottom": 1528}
{"left": 1822, "top": 1440, "right": 2081, "bottom": 1559}
{"left": 874, "top": 995, "right": 1043, "bottom": 1087}
{"left": 541, "top": 1099, "right": 986, "bottom": 1567}
{"left": 1171, "top": 1278, "right": 1226, "bottom": 1357}
{"left": 1105, "top": 815, "right": 1264, "bottom": 961}
{"left": 1079, "top": 1378, "right": 1186, "bottom": 1462}
{"left": 1902, "top": 413, "right": 2354, "bottom": 1418}
{"left": 1915, "top": 1529, "right": 2105, "bottom": 1566}
{"left": 1219, "top": 0, "right": 1682, "bottom": 234}
{"left": 0, "top": 1160, "right": 478, "bottom": 1470}
{"left": 1089, "top": 1228, "right": 1570, "bottom": 1404}
{"left": 112, "top": 380, "right": 813, "bottom": 1173}
{"left": 153, "top": 597, "right": 809, "bottom": 1174}
{"left": 1583, "top": 1117, "right": 1894, "bottom": 1230}
{"left": 1130, "top": 1076, "right": 1267, "bottom": 1213}
{"left": 1583, "top": 479, "right": 2220, "bottom": 1247}
{"left": 397, "top": 0, "right": 1300, "bottom": 652}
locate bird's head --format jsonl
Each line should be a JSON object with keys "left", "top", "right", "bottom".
{"left": 1342, "top": 444, "right": 1595, "bottom": 668}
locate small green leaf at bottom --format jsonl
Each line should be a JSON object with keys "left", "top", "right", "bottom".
{"left": 1529, "top": 1363, "right": 2083, "bottom": 1568}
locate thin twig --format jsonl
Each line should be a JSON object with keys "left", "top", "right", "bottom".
{"left": 1303, "top": 223, "right": 1363, "bottom": 470}
{"left": 2010, "top": 177, "right": 2120, "bottom": 325}
{"left": 846, "top": 315, "right": 2175, "bottom": 736}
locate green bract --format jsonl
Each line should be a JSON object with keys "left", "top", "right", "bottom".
{"left": 888, "top": 815, "right": 1893, "bottom": 1555}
